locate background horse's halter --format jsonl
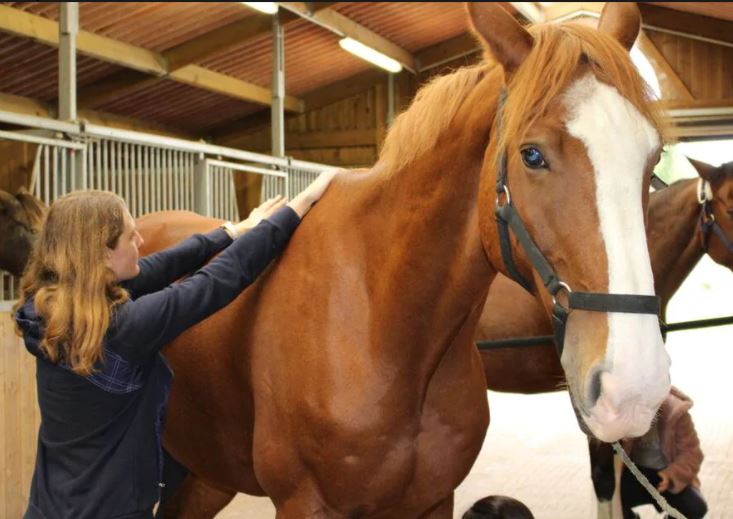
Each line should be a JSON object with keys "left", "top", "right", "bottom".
{"left": 492, "top": 89, "right": 660, "bottom": 356}
{"left": 698, "top": 177, "right": 733, "bottom": 254}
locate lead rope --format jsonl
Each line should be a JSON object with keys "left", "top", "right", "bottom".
{"left": 611, "top": 442, "right": 689, "bottom": 519}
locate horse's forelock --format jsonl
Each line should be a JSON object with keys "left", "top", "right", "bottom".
{"left": 495, "top": 21, "right": 666, "bottom": 167}
{"left": 380, "top": 18, "right": 666, "bottom": 180}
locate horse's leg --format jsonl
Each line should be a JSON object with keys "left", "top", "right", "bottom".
{"left": 588, "top": 439, "right": 616, "bottom": 519}
{"left": 160, "top": 473, "right": 236, "bottom": 519}
{"left": 419, "top": 494, "right": 453, "bottom": 519}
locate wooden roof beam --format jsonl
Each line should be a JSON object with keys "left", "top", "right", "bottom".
{"left": 638, "top": 3, "right": 733, "bottom": 48}
{"left": 163, "top": 13, "right": 294, "bottom": 72}
{"left": 0, "top": 91, "right": 197, "bottom": 138}
{"left": 79, "top": 7, "right": 341, "bottom": 110}
{"left": 416, "top": 33, "right": 481, "bottom": 72}
{"left": 0, "top": 5, "right": 304, "bottom": 112}
{"left": 277, "top": 2, "right": 417, "bottom": 73}
{"left": 211, "top": 68, "right": 388, "bottom": 144}
{"left": 165, "top": 3, "right": 336, "bottom": 72}
{"left": 540, "top": 2, "right": 733, "bottom": 48}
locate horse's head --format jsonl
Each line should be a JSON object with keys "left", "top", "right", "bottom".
{"left": 0, "top": 188, "right": 45, "bottom": 277}
{"left": 469, "top": 2, "right": 668, "bottom": 441}
{"left": 689, "top": 158, "right": 733, "bottom": 269}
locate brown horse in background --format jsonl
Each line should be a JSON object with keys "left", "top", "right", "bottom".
{"left": 0, "top": 188, "right": 45, "bottom": 277}
{"left": 136, "top": 3, "right": 671, "bottom": 517}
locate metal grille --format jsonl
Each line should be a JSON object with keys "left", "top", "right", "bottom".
{"left": 86, "top": 139, "right": 197, "bottom": 218}
{"left": 0, "top": 113, "right": 337, "bottom": 304}
{"left": 204, "top": 160, "right": 288, "bottom": 221}
{"left": 207, "top": 162, "right": 242, "bottom": 222}
{"left": 282, "top": 164, "right": 322, "bottom": 201}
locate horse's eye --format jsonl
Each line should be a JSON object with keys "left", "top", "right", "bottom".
{"left": 520, "top": 147, "right": 548, "bottom": 169}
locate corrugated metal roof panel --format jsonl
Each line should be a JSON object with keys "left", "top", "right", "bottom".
{"left": 200, "top": 17, "right": 372, "bottom": 96}
{"left": 0, "top": 33, "right": 122, "bottom": 102}
{"left": 334, "top": 2, "right": 469, "bottom": 52}
{"left": 94, "top": 79, "right": 260, "bottom": 132}
{"left": 7, "top": 2, "right": 255, "bottom": 52}
{"left": 650, "top": 2, "right": 733, "bottom": 22}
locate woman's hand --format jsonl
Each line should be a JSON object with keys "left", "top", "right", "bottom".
{"left": 234, "top": 195, "right": 288, "bottom": 236}
{"left": 288, "top": 169, "right": 342, "bottom": 218}
{"left": 657, "top": 469, "right": 671, "bottom": 493}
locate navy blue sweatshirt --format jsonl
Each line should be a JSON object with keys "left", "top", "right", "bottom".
{"left": 15, "top": 207, "right": 300, "bottom": 519}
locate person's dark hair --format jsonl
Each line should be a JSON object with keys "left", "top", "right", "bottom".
{"left": 462, "top": 495, "right": 535, "bottom": 519}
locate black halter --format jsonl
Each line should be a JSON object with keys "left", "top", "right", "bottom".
{"left": 698, "top": 179, "right": 733, "bottom": 255}
{"left": 492, "top": 88, "right": 660, "bottom": 356}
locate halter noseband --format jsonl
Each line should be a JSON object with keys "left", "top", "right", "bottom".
{"left": 698, "top": 177, "right": 733, "bottom": 255}
{"left": 493, "top": 88, "right": 660, "bottom": 356}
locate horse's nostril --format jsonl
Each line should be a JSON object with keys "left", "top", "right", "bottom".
{"left": 588, "top": 368, "right": 603, "bottom": 407}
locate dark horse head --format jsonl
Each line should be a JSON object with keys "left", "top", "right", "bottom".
{"left": 0, "top": 188, "right": 45, "bottom": 276}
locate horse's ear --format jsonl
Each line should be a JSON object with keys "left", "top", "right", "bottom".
{"left": 466, "top": 2, "right": 533, "bottom": 73}
{"left": 14, "top": 189, "right": 46, "bottom": 228}
{"left": 687, "top": 157, "right": 720, "bottom": 183}
{"left": 598, "top": 2, "right": 641, "bottom": 51}
{"left": 0, "top": 189, "right": 21, "bottom": 215}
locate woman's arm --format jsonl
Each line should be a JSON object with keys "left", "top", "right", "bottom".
{"left": 661, "top": 413, "right": 704, "bottom": 494}
{"left": 122, "top": 228, "right": 231, "bottom": 298}
{"left": 108, "top": 206, "right": 300, "bottom": 364}
{"left": 109, "top": 169, "right": 339, "bottom": 364}
{"left": 123, "top": 196, "right": 288, "bottom": 298}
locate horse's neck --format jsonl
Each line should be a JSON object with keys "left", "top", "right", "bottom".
{"left": 648, "top": 179, "right": 702, "bottom": 312}
{"left": 361, "top": 84, "right": 498, "bottom": 372}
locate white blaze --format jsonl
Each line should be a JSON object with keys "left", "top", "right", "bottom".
{"left": 564, "top": 74, "right": 669, "bottom": 439}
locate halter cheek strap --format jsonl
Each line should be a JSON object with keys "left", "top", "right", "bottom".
{"left": 493, "top": 88, "right": 661, "bottom": 357}
{"left": 698, "top": 178, "right": 733, "bottom": 255}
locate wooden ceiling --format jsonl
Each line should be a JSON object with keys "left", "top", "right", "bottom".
{"left": 0, "top": 2, "right": 731, "bottom": 140}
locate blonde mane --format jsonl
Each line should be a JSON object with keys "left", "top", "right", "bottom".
{"left": 378, "top": 63, "right": 490, "bottom": 174}
{"left": 378, "top": 20, "right": 666, "bottom": 175}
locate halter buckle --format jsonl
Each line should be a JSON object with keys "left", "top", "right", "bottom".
{"left": 697, "top": 178, "right": 712, "bottom": 204}
{"left": 552, "top": 281, "right": 573, "bottom": 306}
{"left": 495, "top": 184, "right": 511, "bottom": 207}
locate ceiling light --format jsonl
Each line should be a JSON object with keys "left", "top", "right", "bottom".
{"left": 241, "top": 2, "right": 278, "bottom": 15}
{"left": 339, "top": 38, "right": 402, "bottom": 73}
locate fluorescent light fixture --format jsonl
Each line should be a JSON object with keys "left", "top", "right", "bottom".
{"left": 241, "top": 2, "right": 278, "bottom": 15}
{"left": 339, "top": 37, "right": 402, "bottom": 73}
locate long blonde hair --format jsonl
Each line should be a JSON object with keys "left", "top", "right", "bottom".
{"left": 14, "top": 191, "right": 130, "bottom": 375}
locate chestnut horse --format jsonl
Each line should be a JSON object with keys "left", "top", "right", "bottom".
{"left": 139, "top": 3, "right": 670, "bottom": 517}
{"left": 473, "top": 158, "right": 733, "bottom": 517}
{"left": 477, "top": 159, "right": 733, "bottom": 394}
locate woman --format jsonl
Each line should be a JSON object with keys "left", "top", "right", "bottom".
{"left": 14, "top": 170, "right": 338, "bottom": 519}
{"left": 620, "top": 386, "right": 708, "bottom": 519}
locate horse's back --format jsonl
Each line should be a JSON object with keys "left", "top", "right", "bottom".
{"left": 137, "top": 210, "right": 223, "bottom": 255}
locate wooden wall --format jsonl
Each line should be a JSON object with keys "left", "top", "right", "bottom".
{"left": 218, "top": 55, "right": 486, "bottom": 168}
{"left": 649, "top": 31, "right": 733, "bottom": 101}
{"left": 0, "top": 311, "right": 40, "bottom": 518}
